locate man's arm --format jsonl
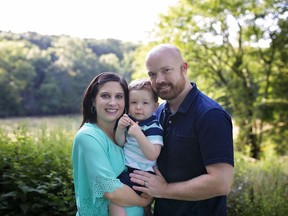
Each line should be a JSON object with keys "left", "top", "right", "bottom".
{"left": 130, "top": 163, "right": 234, "bottom": 201}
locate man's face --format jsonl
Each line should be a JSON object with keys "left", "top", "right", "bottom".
{"left": 146, "top": 51, "right": 186, "bottom": 101}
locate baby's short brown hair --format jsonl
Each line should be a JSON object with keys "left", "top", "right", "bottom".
{"left": 128, "top": 79, "right": 158, "bottom": 102}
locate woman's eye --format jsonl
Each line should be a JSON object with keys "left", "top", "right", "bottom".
{"left": 116, "top": 95, "right": 124, "bottom": 99}
{"left": 101, "top": 94, "right": 110, "bottom": 99}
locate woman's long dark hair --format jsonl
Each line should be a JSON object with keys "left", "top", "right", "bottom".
{"left": 80, "top": 72, "right": 129, "bottom": 128}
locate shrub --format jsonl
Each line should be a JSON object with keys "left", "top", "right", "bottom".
{"left": 1, "top": 118, "right": 287, "bottom": 216}
{"left": 0, "top": 124, "right": 76, "bottom": 216}
{"left": 228, "top": 152, "right": 288, "bottom": 216}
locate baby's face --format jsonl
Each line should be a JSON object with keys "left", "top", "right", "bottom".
{"left": 128, "top": 89, "right": 157, "bottom": 121}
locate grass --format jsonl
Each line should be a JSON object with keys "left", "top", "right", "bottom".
{"left": 0, "top": 115, "right": 82, "bottom": 139}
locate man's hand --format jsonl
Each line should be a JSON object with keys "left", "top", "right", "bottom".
{"left": 130, "top": 167, "right": 168, "bottom": 198}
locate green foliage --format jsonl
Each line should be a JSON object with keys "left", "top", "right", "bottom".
{"left": 133, "top": 0, "right": 288, "bottom": 157}
{"left": 0, "top": 117, "right": 287, "bottom": 215}
{"left": 228, "top": 152, "right": 288, "bottom": 216}
{"left": 0, "top": 122, "right": 76, "bottom": 215}
{"left": 0, "top": 40, "right": 39, "bottom": 116}
{"left": 0, "top": 31, "right": 138, "bottom": 117}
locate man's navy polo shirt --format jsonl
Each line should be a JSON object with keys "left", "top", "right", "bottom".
{"left": 154, "top": 82, "right": 234, "bottom": 216}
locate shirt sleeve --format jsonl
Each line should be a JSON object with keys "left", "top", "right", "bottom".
{"left": 73, "top": 130, "right": 123, "bottom": 201}
{"left": 146, "top": 123, "right": 164, "bottom": 146}
{"left": 198, "top": 109, "right": 234, "bottom": 166}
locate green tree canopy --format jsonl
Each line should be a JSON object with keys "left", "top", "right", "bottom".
{"left": 133, "top": 0, "right": 288, "bottom": 158}
{"left": 0, "top": 31, "right": 138, "bottom": 117}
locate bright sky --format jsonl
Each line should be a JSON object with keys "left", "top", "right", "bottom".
{"left": 0, "top": 0, "right": 178, "bottom": 43}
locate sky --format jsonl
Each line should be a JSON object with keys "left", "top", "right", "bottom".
{"left": 0, "top": 0, "right": 178, "bottom": 43}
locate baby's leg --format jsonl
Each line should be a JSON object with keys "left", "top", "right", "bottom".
{"left": 144, "top": 204, "right": 153, "bottom": 216}
{"left": 109, "top": 203, "right": 127, "bottom": 216}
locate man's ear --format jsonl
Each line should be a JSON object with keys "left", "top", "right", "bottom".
{"left": 182, "top": 62, "right": 188, "bottom": 74}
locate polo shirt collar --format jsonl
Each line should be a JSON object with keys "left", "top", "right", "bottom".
{"left": 163, "top": 82, "right": 199, "bottom": 114}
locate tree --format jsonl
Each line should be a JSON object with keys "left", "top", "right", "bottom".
{"left": 43, "top": 36, "right": 100, "bottom": 114}
{"left": 0, "top": 31, "right": 139, "bottom": 116}
{"left": 134, "top": 0, "right": 288, "bottom": 158}
{"left": 0, "top": 40, "right": 38, "bottom": 116}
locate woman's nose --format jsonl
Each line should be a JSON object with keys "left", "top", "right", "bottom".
{"left": 108, "top": 98, "right": 116, "bottom": 105}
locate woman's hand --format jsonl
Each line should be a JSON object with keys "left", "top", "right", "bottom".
{"left": 140, "top": 192, "right": 154, "bottom": 204}
{"left": 141, "top": 192, "right": 154, "bottom": 216}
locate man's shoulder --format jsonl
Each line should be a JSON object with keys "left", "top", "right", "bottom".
{"left": 195, "top": 92, "right": 225, "bottom": 112}
{"left": 156, "top": 102, "right": 167, "bottom": 114}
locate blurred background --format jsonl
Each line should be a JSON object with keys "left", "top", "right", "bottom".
{"left": 0, "top": 0, "right": 287, "bottom": 215}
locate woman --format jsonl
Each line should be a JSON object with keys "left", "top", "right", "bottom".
{"left": 72, "top": 72, "right": 151, "bottom": 216}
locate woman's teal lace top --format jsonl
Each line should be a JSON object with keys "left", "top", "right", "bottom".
{"left": 72, "top": 123, "right": 143, "bottom": 216}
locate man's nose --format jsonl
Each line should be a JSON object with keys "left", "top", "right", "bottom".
{"left": 155, "top": 73, "right": 165, "bottom": 84}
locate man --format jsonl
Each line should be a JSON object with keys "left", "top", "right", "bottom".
{"left": 130, "top": 44, "right": 234, "bottom": 216}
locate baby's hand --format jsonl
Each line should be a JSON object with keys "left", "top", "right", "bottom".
{"left": 127, "top": 121, "right": 141, "bottom": 137}
{"left": 118, "top": 114, "right": 132, "bottom": 130}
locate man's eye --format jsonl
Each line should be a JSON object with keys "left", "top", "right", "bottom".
{"left": 148, "top": 73, "right": 156, "bottom": 78}
{"left": 163, "top": 68, "right": 170, "bottom": 73}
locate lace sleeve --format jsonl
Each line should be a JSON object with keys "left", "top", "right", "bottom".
{"left": 73, "top": 125, "right": 126, "bottom": 216}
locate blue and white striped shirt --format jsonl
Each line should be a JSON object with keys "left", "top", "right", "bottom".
{"left": 123, "top": 115, "right": 164, "bottom": 172}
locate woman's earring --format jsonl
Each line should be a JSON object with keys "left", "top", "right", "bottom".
{"left": 91, "top": 106, "right": 96, "bottom": 114}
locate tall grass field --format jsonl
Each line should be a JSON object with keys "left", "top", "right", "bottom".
{"left": 0, "top": 116, "right": 287, "bottom": 216}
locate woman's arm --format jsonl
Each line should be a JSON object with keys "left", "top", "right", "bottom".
{"left": 115, "top": 127, "right": 126, "bottom": 147}
{"left": 104, "top": 184, "right": 152, "bottom": 207}
{"left": 115, "top": 115, "right": 130, "bottom": 146}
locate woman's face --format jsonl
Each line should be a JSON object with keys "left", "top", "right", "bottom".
{"left": 94, "top": 81, "right": 125, "bottom": 125}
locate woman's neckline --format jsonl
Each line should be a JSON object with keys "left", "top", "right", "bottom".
{"left": 93, "top": 122, "right": 116, "bottom": 143}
